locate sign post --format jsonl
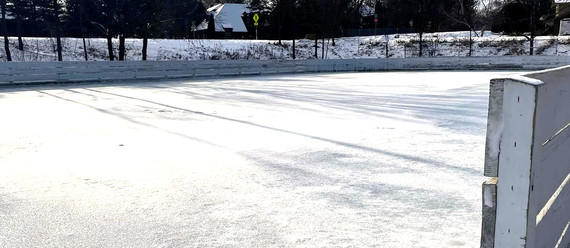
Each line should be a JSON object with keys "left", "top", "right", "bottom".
{"left": 253, "top": 13, "right": 260, "bottom": 40}
{"left": 374, "top": 13, "right": 378, "bottom": 36}
{"left": 191, "top": 20, "right": 196, "bottom": 39}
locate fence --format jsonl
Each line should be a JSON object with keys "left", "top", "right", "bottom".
{"left": 400, "top": 37, "right": 570, "bottom": 58}
{"left": 2, "top": 56, "right": 570, "bottom": 86}
{"left": 481, "top": 66, "right": 570, "bottom": 247}
{"left": 343, "top": 28, "right": 416, "bottom": 37}
{"left": 6, "top": 36, "right": 570, "bottom": 62}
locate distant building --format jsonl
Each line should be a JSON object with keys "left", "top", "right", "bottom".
{"left": 555, "top": 0, "right": 570, "bottom": 35}
{"left": 196, "top": 4, "right": 250, "bottom": 39}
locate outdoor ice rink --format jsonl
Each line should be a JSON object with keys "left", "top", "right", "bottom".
{"left": 0, "top": 71, "right": 518, "bottom": 247}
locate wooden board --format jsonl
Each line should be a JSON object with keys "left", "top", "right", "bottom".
{"left": 482, "top": 178, "right": 498, "bottom": 248}
{"left": 484, "top": 66, "right": 570, "bottom": 248}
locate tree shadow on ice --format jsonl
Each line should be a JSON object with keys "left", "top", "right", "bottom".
{"left": 238, "top": 149, "right": 473, "bottom": 219}
{"left": 142, "top": 79, "right": 490, "bottom": 135}
{"left": 79, "top": 88, "right": 480, "bottom": 176}
{"left": 36, "top": 90, "right": 226, "bottom": 150}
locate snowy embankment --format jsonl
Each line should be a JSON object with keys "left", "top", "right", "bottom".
{"left": 2, "top": 31, "right": 570, "bottom": 62}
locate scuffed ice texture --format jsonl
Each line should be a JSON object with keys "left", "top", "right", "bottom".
{"left": 0, "top": 71, "right": 518, "bottom": 247}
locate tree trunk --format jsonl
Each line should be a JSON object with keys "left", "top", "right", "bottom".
{"left": 56, "top": 36, "right": 62, "bottom": 61}
{"left": 292, "top": 38, "right": 295, "bottom": 59}
{"left": 107, "top": 35, "right": 114, "bottom": 61}
{"left": 530, "top": 36, "right": 534, "bottom": 56}
{"left": 469, "top": 30, "right": 472, "bottom": 57}
{"left": 314, "top": 36, "right": 318, "bottom": 59}
{"left": 419, "top": 32, "right": 423, "bottom": 57}
{"left": 321, "top": 37, "right": 325, "bottom": 59}
{"left": 278, "top": 24, "right": 282, "bottom": 45}
{"left": 16, "top": 8, "right": 23, "bottom": 51}
{"left": 30, "top": 0, "right": 37, "bottom": 36}
{"left": 385, "top": 35, "right": 389, "bottom": 58}
{"left": 82, "top": 37, "right": 88, "bottom": 61}
{"left": 331, "top": 0, "right": 336, "bottom": 47}
{"left": 1, "top": 0, "right": 11, "bottom": 61}
{"left": 119, "top": 35, "right": 125, "bottom": 61}
{"left": 142, "top": 36, "right": 148, "bottom": 61}
{"left": 17, "top": 36, "right": 23, "bottom": 51}
{"left": 53, "top": 0, "right": 62, "bottom": 61}
{"left": 529, "top": 6, "right": 535, "bottom": 56}
{"left": 79, "top": 8, "right": 88, "bottom": 61}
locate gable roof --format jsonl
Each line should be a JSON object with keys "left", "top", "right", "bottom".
{"left": 197, "top": 4, "right": 250, "bottom": 33}
{"left": 360, "top": 5, "right": 375, "bottom": 17}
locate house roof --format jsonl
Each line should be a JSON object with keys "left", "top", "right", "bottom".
{"left": 360, "top": 5, "right": 375, "bottom": 17}
{"left": 197, "top": 3, "right": 250, "bottom": 33}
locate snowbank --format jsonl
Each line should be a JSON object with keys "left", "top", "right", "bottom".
{"left": 2, "top": 31, "right": 570, "bottom": 62}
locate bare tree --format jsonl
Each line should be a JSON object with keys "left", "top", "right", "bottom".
{"left": 52, "top": 0, "right": 63, "bottom": 61}
{"left": 79, "top": 2, "right": 88, "bottom": 61}
{"left": 516, "top": 0, "right": 550, "bottom": 55}
{"left": 414, "top": 0, "right": 430, "bottom": 57}
{"left": 1, "top": 0, "right": 11, "bottom": 61}
{"left": 442, "top": 0, "right": 478, "bottom": 56}
{"left": 478, "top": 0, "right": 503, "bottom": 33}
{"left": 493, "top": 0, "right": 552, "bottom": 55}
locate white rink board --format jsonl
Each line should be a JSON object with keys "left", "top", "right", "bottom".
{"left": 526, "top": 68, "right": 570, "bottom": 248}
{"left": 1, "top": 56, "right": 570, "bottom": 86}
{"left": 485, "top": 66, "right": 570, "bottom": 248}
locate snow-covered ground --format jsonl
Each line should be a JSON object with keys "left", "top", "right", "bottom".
{"left": 3, "top": 31, "right": 570, "bottom": 62}
{"left": 0, "top": 71, "right": 518, "bottom": 247}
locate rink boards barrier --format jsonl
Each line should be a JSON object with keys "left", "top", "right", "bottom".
{"left": 1, "top": 56, "right": 570, "bottom": 85}
{"left": 482, "top": 66, "right": 570, "bottom": 248}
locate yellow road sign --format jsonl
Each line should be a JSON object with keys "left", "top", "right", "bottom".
{"left": 253, "top": 13, "right": 259, "bottom": 22}
{"left": 254, "top": 22, "right": 259, "bottom": 26}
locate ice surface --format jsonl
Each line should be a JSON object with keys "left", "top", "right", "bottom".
{"left": 0, "top": 71, "right": 519, "bottom": 247}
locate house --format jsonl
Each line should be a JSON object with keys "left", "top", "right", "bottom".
{"left": 555, "top": 0, "right": 570, "bottom": 34}
{"left": 196, "top": 3, "right": 250, "bottom": 39}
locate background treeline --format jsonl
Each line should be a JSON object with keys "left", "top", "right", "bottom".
{"left": 0, "top": 0, "right": 558, "bottom": 61}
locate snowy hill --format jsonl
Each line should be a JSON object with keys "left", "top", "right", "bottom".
{"left": 2, "top": 31, "right": 570, "bottom": 62}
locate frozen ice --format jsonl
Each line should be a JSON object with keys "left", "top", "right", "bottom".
{"left": 0, "top": 71, "right": 520, "bottom": 247}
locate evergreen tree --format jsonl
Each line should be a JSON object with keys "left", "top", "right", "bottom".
{"left": 134, "top": 0, "right": 164, "bottom": 60}
{"left": 247, "top": 0, "right": 268, "bottom": 12}
{"left": 158, "top": 0, "right": 206, "bottom": 38}
{"left": 92, "top": 0, "right": 120, "bottom": 60}
{"left": 36, "top": 0, "right": 64, "bottom": 60}
{"left": 7, "top": 0, "right": 27, "bottom": 51}
{"left": 65, "top": 0, "right": 99, "bottom": 60}
{"left": 269, "top": 0, "right": 296, "bottom": 44}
